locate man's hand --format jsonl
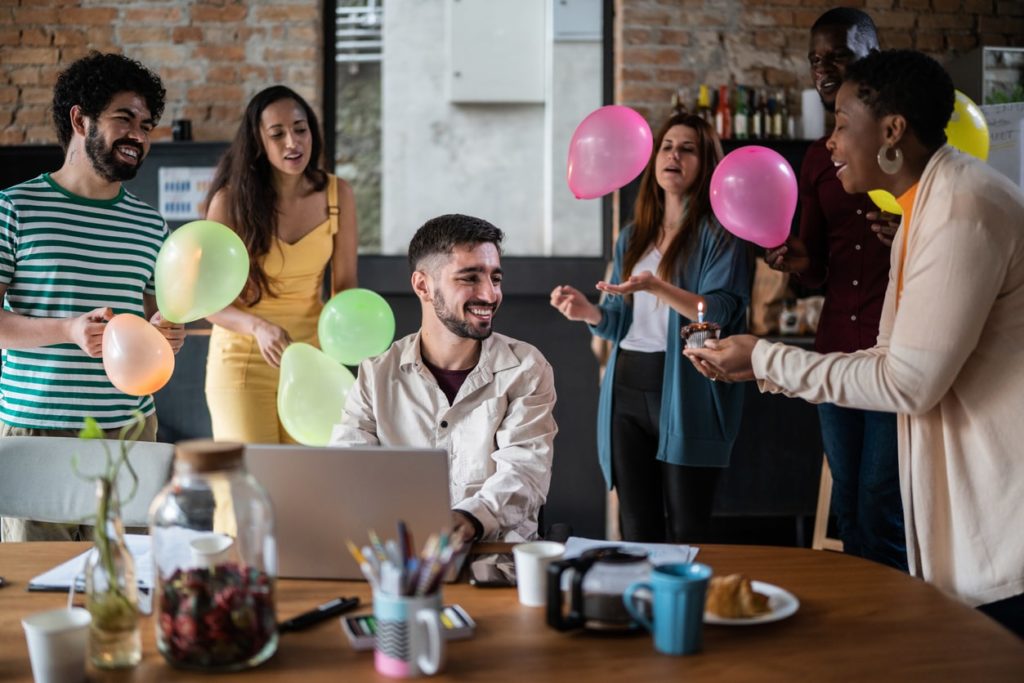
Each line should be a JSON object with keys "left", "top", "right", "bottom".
{"left": 866, "top": 210, "right": 900, "bottom": 247}
{"left": 550, "top": 284, "right": 602, "bottom": 325}
{"left": 451, "top": 511, "right": 479, "bottom": 547}
{"left": 67, "top": 307, "right": 112, "bottom": 358}
{"left": 682, "top": 335, "right": 758, "bottom": 383}
{"left": 150, "top": 311, "right": 186, "bottom": 354}
{"left": 764, "top": 237, "right": 810, "bottom": 274}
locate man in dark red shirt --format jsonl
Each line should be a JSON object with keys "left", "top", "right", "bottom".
{"left": 765, "top": 8, "right": 906, "bottom": 571}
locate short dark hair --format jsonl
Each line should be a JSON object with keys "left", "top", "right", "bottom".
{"left": 52, "top": 51, "right": 166, "bottom": 151}
{"left": 408, "top": 214, "right": 504, "bottom": 273}
{"left": 844, "top": 50, "right": 954, "bottom": 150}
{"left": 812, "top": 7, "right": 879, "bottom": 44}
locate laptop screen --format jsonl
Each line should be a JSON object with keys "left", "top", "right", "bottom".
{"left": 244, "top": 444, "right": 454, "bottom": 580}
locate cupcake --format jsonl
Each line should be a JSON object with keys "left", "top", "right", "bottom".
{"left": 681, "top": 321, "right": 721, "bottom": 349}
{"left": 681, "top": 301, "right": 720, "bottom": 349}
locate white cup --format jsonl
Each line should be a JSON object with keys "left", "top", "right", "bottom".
{"left": 513, "top": 541, "right": 565, "bottom": 607}
{"left": 189, "top": 532, "right": 235, "bottom": 568}
{"left": 21, "top": 607, "right": 91, "bottom": 683}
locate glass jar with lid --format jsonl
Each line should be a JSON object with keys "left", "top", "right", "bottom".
{"left": 148, "top": 440, "right": 277, "bottom": 671}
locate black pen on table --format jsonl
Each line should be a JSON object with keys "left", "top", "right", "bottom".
{"left": 279, "top": 596, "right": 360, "bottom": 632}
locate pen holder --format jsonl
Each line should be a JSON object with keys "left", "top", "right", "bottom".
{"left": 373, "top": 590, "right": 445, "bottom": 678}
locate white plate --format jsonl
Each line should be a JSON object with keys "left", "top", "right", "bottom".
{"left": 704, "top": 581, "right": 800, "bottom": 625}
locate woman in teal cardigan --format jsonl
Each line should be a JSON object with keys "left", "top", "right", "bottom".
{"left": 551, "top": 111, "right": 750, "bottom": 542}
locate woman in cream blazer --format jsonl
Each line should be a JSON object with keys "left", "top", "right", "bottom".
{"left": 685, "top": 50, "right": 1024, "bottom": 637}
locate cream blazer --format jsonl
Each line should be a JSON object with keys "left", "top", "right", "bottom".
{"left": 752, "top": 146, "right": 1024, "bottom": 606}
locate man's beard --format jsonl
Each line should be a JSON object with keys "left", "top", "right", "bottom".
{"left": 85, "top": 124, "right": 144, "bottom": 182}
{"left": 432, "top": 289, "right": 495, "bottom": 340}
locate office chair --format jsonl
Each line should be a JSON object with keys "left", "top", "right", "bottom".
{"left": 0, "top": 436, "right": 174, "bottom": 530}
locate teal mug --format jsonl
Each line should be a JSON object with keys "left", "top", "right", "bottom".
{"left": 623, "top": 562, "right": 712, "bottom": 656}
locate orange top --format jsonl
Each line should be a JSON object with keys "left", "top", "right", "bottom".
{"left": 895, "top": 182, "right": 919, "bottom": 308}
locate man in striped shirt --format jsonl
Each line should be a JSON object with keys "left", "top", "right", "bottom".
{"left": 0, "top": 52, "right": 185, "bottom": 541}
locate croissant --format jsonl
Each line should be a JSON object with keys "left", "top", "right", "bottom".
{"left": 705, "top": 574, "right": 771, "bottom": 618}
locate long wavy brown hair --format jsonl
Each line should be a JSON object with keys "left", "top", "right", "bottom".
{"left": 623, "top": 112, "right": 723, "bottom": 283}
{"left": 206, "top": 86, "right": 328, "bottom": 305}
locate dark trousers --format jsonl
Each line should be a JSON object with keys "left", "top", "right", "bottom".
{"left": 979, "top": 593, "right": 1024, "bottom": 639}
{"left": 818, "top": 403, "right": 907, "bottom": 571}
{"left": 610, "top": 349, "right": 721, "bottom": 543}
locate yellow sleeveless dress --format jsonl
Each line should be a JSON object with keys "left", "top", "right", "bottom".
{"left": 205, "top": 176, "right": 341, "bottom": 443}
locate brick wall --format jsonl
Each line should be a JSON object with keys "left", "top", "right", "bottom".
{"left": 0, "top": 0, "right": 322, "bottom": 145}
{"left": 615, "top": 0, "right": 1024, "bottom": 124}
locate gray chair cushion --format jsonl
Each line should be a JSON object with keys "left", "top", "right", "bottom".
{"left": 0, "top": 436, "right": 174, "bottom": 528}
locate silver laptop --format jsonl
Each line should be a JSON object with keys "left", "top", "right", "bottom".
{"left": 245, "top": 444, "right": 454, "bottom": 580}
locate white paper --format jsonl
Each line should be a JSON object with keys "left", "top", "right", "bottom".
{"left": 982, "top": 102, "right": 1024, "bottom": 189}
{"left": 562, "top": 536, "right": 699, "bottom": 564}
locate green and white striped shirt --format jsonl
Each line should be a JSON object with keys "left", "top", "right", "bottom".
{"left": 0, "top": 173, "right": 168, "bottom": 430}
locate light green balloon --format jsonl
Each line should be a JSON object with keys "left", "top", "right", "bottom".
{"left": 155, "top": 220, "right": 249, "bottom": 324}
{"left": 318, "top": 288, "right": 396, "bottom": 366}
{"left": 277, "top": 343, "right": 355, "bottom": 446}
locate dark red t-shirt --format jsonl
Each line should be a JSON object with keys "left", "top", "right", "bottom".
{"left": 798, "top": 137, "right": 893, "bottom": 353}
{"left": 422, "top": 356, "right": 472, "bottom": 406}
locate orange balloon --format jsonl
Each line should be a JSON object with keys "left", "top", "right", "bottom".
{"left": 102, "top": 314, "right": 175, "bottom": 396}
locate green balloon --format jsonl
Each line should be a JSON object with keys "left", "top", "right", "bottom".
{"left": 277, "top": 343, "right": 355, "bottom": 446}
{"left": 318, "top": 288, "right": 396, "bottom": 366}
{"left": 155, "top": 220, "right": 249, "bottom": 324}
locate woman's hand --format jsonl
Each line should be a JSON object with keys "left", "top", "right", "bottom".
{"left": 682, "top": 335, "right": 758, "bottom": 383}
{"left": 149, "top": 311, "right": 186, "bottom": 354}
{"left": 252, "top": 319, "right": 292, "bottom": 368}
{"left": 866, "top": 210, "right": 900, "bottom": 247}
{"left": 550, "top": 285, "right": 602, "bottom": 325}
{"left": 595, "top": 270, "right": 662, "bottom": 296}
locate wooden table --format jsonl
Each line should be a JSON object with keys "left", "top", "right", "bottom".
{"left": 1, "top": 542, "right": 1022, "bottom": 681}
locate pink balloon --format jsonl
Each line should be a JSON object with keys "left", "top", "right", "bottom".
{"left": 709, "top": 146, "right": 798, "bottom": 248}
{"left": 102, "top": 314, "right": 175, "bottom": 396}
{"left": 567, "top": 105, "right": 653, "bottom": 200}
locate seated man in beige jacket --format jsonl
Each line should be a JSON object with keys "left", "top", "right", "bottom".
{"left": 330, "top": 214, "right": 558, "bottom": 545}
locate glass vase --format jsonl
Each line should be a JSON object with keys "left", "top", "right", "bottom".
{"left": 85, "top": 480, "right": 142, "bottom": 668}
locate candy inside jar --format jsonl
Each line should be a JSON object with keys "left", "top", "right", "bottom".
{"left": 157, "top": 563, "right": 277, "bottom": 670}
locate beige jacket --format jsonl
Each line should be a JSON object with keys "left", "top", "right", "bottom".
{"left": 330, "top": 331, "right": 557, "bottom": 542}
{"left": 752, "top": 146, "right": 1024, "bottom": 606}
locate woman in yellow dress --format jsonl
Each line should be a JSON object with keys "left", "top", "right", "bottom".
{"left": 204, "top": 85, "right": 358, "bottom": 443}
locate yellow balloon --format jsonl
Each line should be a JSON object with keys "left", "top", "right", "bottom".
{"left": 945, "top": 90, "right": 989, "bottom": 161}
{"left": 868, "top": 189, "right": 902, "bottom": 216}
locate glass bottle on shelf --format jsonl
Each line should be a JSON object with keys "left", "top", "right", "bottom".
{"left": 715, "top": 84, "right": 732, "bottom": 140}
{"left": 696, "top": 84, "right": 713, "bottom": 124}
{"left": 753, "top": 88, "right": 767, "bottom": 140}
{"left": 772, "top": 88, "right": 786, "bottom": 139}
{"left": 734, "top": 85, "right": 749, "bottom": 140}
{"left": 672, "top": 87, "right": 691, "bottom": 113}
{"left": 149, "top": 440, "right": 278, "bottom": 672}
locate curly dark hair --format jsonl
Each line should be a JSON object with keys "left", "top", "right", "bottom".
{"left": 51, "top": 51, "right": 166, "bottom": 151}
{"left": 205, "top": 85, "right": 327, "bottom": 305}
{"left": 811, "top": 7, "right": 879, "bottom": 43}
{"left": 844, "top": 49, "right": 954, "bottom": 150}
{"left": 408, "top": 214, "right": 504, "bottom": 273}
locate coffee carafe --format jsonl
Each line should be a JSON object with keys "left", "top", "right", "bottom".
{"left": 546, "top": 547, "right": 651, "bottom": 631}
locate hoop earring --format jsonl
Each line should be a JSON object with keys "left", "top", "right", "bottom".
{"left": 877, "top": 144, "right": 903, "bottom": 175}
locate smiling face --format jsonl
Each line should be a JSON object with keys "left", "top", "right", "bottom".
{"left": 809, "top": 24, "right": 873, "bottom": 113}
{"left": 83, "top": 91, "right": 153, "bottom": 182}
{"left": 826, "top": 81, "right": 888, "bottom": 194}
{"left": 258, "top": 98, "right": 312, "bottom": 176}
{"left": 655, "top": 124, "right": 701, "bottom": 197}
{"left": 426, "top": 242, "right": 503, "bottom": 340}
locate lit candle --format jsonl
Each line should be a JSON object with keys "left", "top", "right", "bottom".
{"left": 697, "top": 301, "right": 704, "bottom": 323}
